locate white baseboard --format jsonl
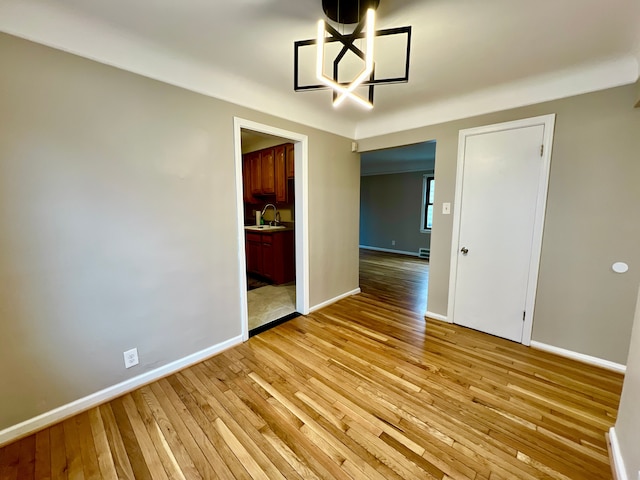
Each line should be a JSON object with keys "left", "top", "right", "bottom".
{"left": 608, "top": 427, "right": 628, "bottom": 480}
{"left": 425, "top": 311, "right": 449, "bottom": 323}
{"left": 359, "top": 245, "right": 420, "bottom": 257}
{"left": 0, "top": 334, "right": 243, "bottom": 447}
{"left": 309, "top": 288, "right": 361, "bottom": 313}
{"left": 530, "top": 341, "right": 626, "bottom": 374}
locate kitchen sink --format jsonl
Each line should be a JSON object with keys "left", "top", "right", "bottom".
{"left": 244, "top": 225, "right": 287, "bottom": 231}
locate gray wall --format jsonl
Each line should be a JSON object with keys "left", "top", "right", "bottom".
{"left": 360, "top": 171, "right": 431, "bottom": 254}
{"left": 0, "top": 33, "right": 360, "bottom": 430}
{"left": 615, "top": 286, "right": 640, "bottom": 479}
{"left": 358, "top": 85, "right": 640, "bottom": 364}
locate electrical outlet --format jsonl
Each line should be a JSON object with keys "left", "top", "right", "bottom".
{"left": 391, "top": 240, "right": 396, "bottom": 246}
{"left": 123, "top": 348, "right": 139, "bottom": 369}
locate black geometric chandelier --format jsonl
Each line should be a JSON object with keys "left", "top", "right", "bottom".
{"left": 294, "top": 0, "right": 412, "bottom": 109}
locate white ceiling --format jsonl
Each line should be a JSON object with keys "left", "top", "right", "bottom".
{"left": 1, "top": 0, "right": 639, "bottom": 139}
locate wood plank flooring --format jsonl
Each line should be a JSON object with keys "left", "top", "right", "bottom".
{"left": 0, "top": 249, "right": 623, "bottom": 479}
{"left": 359, "top": 249, "right": 429, "bottom": 314}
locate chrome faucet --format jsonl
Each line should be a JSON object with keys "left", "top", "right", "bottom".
{"left": 261, "top": 203, "right": 278, "bottom": 225}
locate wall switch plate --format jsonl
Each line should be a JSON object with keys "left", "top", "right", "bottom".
{"left": 123, "top": 348, "right": 139, "bottom": 369}
{"left": 442, "top": 202, "right": 451, "bottom": 215}
{"left": 391, "top": 240, "right": 396, "bottom": 246}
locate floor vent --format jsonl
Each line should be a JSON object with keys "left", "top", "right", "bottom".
{"left": 418, "top": 248, "right": 430, "bottom": 259}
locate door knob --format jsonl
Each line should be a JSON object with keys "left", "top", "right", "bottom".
{"left": 460, "top": 247, "right": 469, "bottom": 255}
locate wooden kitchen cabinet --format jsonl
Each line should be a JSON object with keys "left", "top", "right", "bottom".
{"left": 248, "top": 151, "right": 262, "bottom": 196}
{"left": 260, "top": 148, "right": 275, "bottom": 195}
{"left": 245, "top": 230, "right": 294, "bottom": 284}
{"left": 261, "top": 235, "right": 275, "bottom": 280}
{"left": 285, "top": 143, "right": 294, "bottom": 179}
{"left": 243, "top": 143, "right": 294, "bottom": 202}
{"left": 275, "top": 145, "right": 286, "bottom": 203}
{"left": 242, "top": 153, "right": 258, "bottom": 204}
{"left": 246, "top": 233, "right": 263, "bottom": 273}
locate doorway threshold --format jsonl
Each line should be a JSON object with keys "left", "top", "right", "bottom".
{"left": 249, "top": 312, "right": 301, "bottom": 337}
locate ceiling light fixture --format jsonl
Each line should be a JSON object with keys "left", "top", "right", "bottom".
{"left": 295, "top": 0, "right": 412, "bottom": 109}
{"left": 316, "top": 8, "right": 375, "bottom": 109}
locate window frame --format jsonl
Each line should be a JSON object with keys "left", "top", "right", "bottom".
{"left": 420, "top": 174, "right": 435, "bottom": 233}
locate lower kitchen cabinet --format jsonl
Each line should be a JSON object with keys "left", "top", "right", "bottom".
{"left": 245, "top": 230, "right": 295, "bottom": 284}
{"left": 246, "top": 234, "right": 262, "bottom": 273}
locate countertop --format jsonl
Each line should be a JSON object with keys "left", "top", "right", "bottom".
{"left": 244, "top": 223, "right": 294, "bottom": 233}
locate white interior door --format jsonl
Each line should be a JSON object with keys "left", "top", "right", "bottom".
{"left": 449, "top": 115, "right": 555, "bottom": 343}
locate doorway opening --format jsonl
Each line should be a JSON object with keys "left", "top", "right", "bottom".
{"left": 359, "top": 140, "right": 436, "bottom": 316}
{"left": 233, "top": 118, "right": 309, "bottom": 340}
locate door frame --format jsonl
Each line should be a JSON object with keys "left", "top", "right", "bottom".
{"left": 446, "top": 114, "right": 556, "bottom": 345}
{"left": 233, "top": 117, "right": 310, "bottom": 341}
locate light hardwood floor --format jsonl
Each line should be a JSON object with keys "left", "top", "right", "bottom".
{"left": 0, "top": 250, "right": 623, "bottom": 479}
{"left": 359, "top": 249, "right": 429, "bottom": 314}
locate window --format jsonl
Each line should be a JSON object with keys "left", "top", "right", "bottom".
{"left": 421, "top": 175, "right": 434, "bottom": 232}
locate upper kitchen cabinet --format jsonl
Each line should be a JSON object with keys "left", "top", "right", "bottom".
{"left": 285, "top": 143, "right": 294, "bottom": 179}
{"left": 243, "top": 152, "right": 258, "bottom": 204}
{"left": 247, "top": 148, "right": 274, "bottom": 196}
{"left": 242, "top": 143, "right": 294, "bottom": 203}
{"left": 260, "top": 148, "right": 275, "bottom": 195}
{"left": 248, "top": 151, "right": 262, "bottom": 197}
{"left": 275, "top": 145, "right": 286, "bottom": 203}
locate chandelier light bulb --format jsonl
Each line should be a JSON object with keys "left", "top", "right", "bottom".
{"left": 333, "top": 8, "right": 375, "bottom": 107}
{"left": 315, "top": 15, "right": 374, "bottom": 109}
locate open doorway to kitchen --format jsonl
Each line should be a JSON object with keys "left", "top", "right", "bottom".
{"left": 233, "top": 118, "right": 309, "bottom": 340}
{"left": 359, "top": 141, "right": 436, "bottom": 316}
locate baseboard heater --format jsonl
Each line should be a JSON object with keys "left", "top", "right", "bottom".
{"left": 418, "top": 248, "right": 430, "bottom": 259}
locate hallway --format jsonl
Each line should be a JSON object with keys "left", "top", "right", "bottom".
{"left": 359, "top": 249, "right": 429, "bottom": 314}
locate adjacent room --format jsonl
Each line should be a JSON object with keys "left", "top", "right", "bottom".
{"left": 359, "top": 141, "right": 435, "bottom": 314}
{"left": 1, "top": 0, "right": 639, "bottom": 478}
{"left": 240, "top": 129, "right": 299, "bottom": 334}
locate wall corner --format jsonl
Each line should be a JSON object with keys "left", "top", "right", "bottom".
{"left": 613, "top": 285, "right": 640, "bottom": 480}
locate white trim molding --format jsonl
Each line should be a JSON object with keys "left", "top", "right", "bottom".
{"left": 359, "top": 245, "right": 420, "bottom": 257}
{"left": 608, "top": 427, "right": 628, "bottom": 480}
{"left": 0, "top": 334, "right": 243, "bottom": 447}
{"left": 233, "top": 117, "right": 310, "bottom": 342}
{"left": 530, "top": 341, "right": 627, "bottom": 374}
{"left": 425, "top": 311, "right": 449, "bottom": 323}
{"left": 0, "top": 1, "right": 355, "bottom": 138}
{"left": 309, "top": 288, "right": 361, "bottom": 313}
{"left": 361, "top": 167, "right": 433, "bottom": 176}
{"left": 1, "top": 1, "right": 635, "bottom": 141}
{"left": 355, "top": 56, "right": 637, "bottom": 139}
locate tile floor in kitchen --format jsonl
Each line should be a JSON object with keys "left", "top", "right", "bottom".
{"left": 247, "top": 282, "right": 296, "bottom": 331}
